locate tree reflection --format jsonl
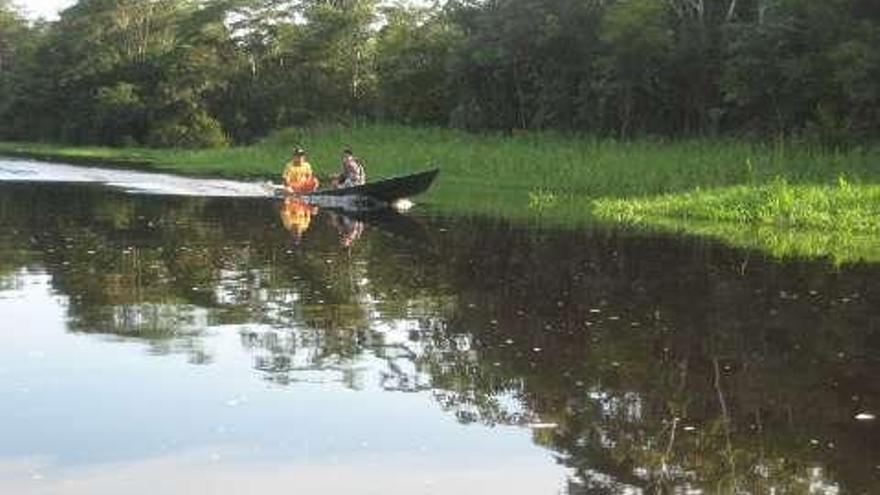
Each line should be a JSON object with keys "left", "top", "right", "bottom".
{"left": 1, "top": 182, "right": 878, "bottom": 493}
{"left": 418, "top": 223, "right": 880, "bottom": 494}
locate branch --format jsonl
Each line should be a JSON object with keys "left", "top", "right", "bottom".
{"left": 726, "top": 0, "right": 737, "bottom": 23}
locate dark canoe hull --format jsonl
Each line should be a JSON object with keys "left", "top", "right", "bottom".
{"left": 276, "top": 168, "right": 439, "bottom": 207}
{"left": 308, "top": 168, "right": 439, "bottom": 203}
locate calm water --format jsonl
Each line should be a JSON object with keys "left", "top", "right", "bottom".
{"left": 1, "top": 160, "right": 878, "bottom": 494}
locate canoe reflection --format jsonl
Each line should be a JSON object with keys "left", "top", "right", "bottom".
{"left": 279, "top": 197, "right": 367, "bottom": 247}
{"left": 279, "top": 198, "right": 430, "bottom": 249}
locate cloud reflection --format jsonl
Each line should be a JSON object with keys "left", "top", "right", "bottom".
{"left": 1, "top": 449, "right": 566, "bottom": 495}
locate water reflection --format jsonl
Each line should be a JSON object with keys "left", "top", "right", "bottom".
{"left": 330, "top": 212, "right": 365, "bottom": 248}
{"left": 279, "top": 198, "right": 318, "bottom": 243}
{"left": 1, "top": 181, "right": 879, "bottom": 493}
{"left": 278, "top": 196, "right": 411, "bottom": 250}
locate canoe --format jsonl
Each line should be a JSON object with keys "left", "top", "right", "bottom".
{"left": 276, "top": 168, "right": 439, "bottom": 209}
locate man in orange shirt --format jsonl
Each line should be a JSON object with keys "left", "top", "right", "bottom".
{"left": 283, "top": 147, "right": 319, "bottom": 194}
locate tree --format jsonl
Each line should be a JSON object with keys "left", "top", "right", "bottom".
{"left": 0, "top": 1, "right": 34, "bottom": 135}
{"left": 2, "top": 0, "right": 878, "bottom": 144}
{"left": 375, "top": 4, "right": 460, "bottom": 124}
{"left": 0, "top": 0, "right": 25, "bottom": 72}
{"left": 721, "top": 0, "right": 864, "bottom": 138}
{"left": 1, "top": 0, "right": 235, "bottom": 146}
{"left": 445, "top": 0, "right": 604, "bottom": 131}
{"left": 296, "top": 0, "right": 379, "bottom": 116}
{"left": 597, "top": 0, "right": 674, "bottom": 137}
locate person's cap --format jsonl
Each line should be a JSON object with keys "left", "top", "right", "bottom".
{"left": 342, "top": 146, "right": 353, "bottom": 155}
{"left": 293, "top": 147, "right": 306, "bottom": 156}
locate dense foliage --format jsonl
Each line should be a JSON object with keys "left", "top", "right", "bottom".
{"left": 1, "top": 0, "right": 878, "bottom": 146}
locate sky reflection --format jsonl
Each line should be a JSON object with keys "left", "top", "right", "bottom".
{"left": 0, "top": 270, "right": 567, "bottom": 494}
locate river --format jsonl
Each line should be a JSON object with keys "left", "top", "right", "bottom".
{"left": 0, "top": 158, "right": 878, "bottom": 494}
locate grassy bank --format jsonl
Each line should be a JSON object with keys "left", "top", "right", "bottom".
{"left": 2, "top": 124, "right": 879, "bottom": 262}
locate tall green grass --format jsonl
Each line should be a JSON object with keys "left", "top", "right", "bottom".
{"left": 4, "top": 123, "right": 878, "bottom": 193}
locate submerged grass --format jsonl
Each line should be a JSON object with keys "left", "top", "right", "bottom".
{"left": 594, "top": 178, "right": 880, "bottom": 263}
{"left": 595, "top": 177, "right": 880, "bottom": 233}
{"left": 2, "top": 124, "right": 879, "bottom": 262}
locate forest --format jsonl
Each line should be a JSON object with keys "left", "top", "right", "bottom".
{"left": 0, "top": 0, "right": 879, "bottom": 148}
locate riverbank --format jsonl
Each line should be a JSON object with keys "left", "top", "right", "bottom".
{"left": 2, "top": 124, "right": 879, "bottom": 262}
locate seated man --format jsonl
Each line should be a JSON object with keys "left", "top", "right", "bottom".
{"left": 333, "top": 147, "right": 365, "bottom": 188}
{"left": 283, "top": 147, "right": 319, "bottom": 194}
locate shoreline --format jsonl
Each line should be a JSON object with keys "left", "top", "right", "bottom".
{"left": 0, "top": 146, "right": 277, "bottom": 181}
{"left": 0, "top": 148, "right": 155, "bottom": 170}
{"left": 2, "top": 125, "right": 879, "bottom": 264}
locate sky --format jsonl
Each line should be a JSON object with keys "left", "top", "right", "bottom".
{"left": 17, "top": 0, "right": 74, "bottom": 20}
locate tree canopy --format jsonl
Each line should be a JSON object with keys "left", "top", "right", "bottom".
{"left": 1, "top": 0, "right": 878, "bottom": 146}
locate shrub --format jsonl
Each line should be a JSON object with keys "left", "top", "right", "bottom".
{"left": 147, "top": 109, "right": 229, "bottom": 149}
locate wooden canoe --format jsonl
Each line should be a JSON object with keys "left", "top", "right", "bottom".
{"left": 276, "top": 168, "right": 439, "bottom": 208}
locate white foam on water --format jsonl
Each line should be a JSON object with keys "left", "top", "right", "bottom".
{"left": 0, "top": 158, "right": 274, "bottom": 198}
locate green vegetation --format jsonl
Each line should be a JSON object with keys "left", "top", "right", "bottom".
{"left": 1, "top": 0, "right": 880, "bottom": 144}
{"left": 596, "top": 177, "right": 880, "bottom": 233}
{"left": 595, "top": 178, "right": 880, "bottom": 263}
{"left": 3, "top": 123, "right": 880, "bottom": 192}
